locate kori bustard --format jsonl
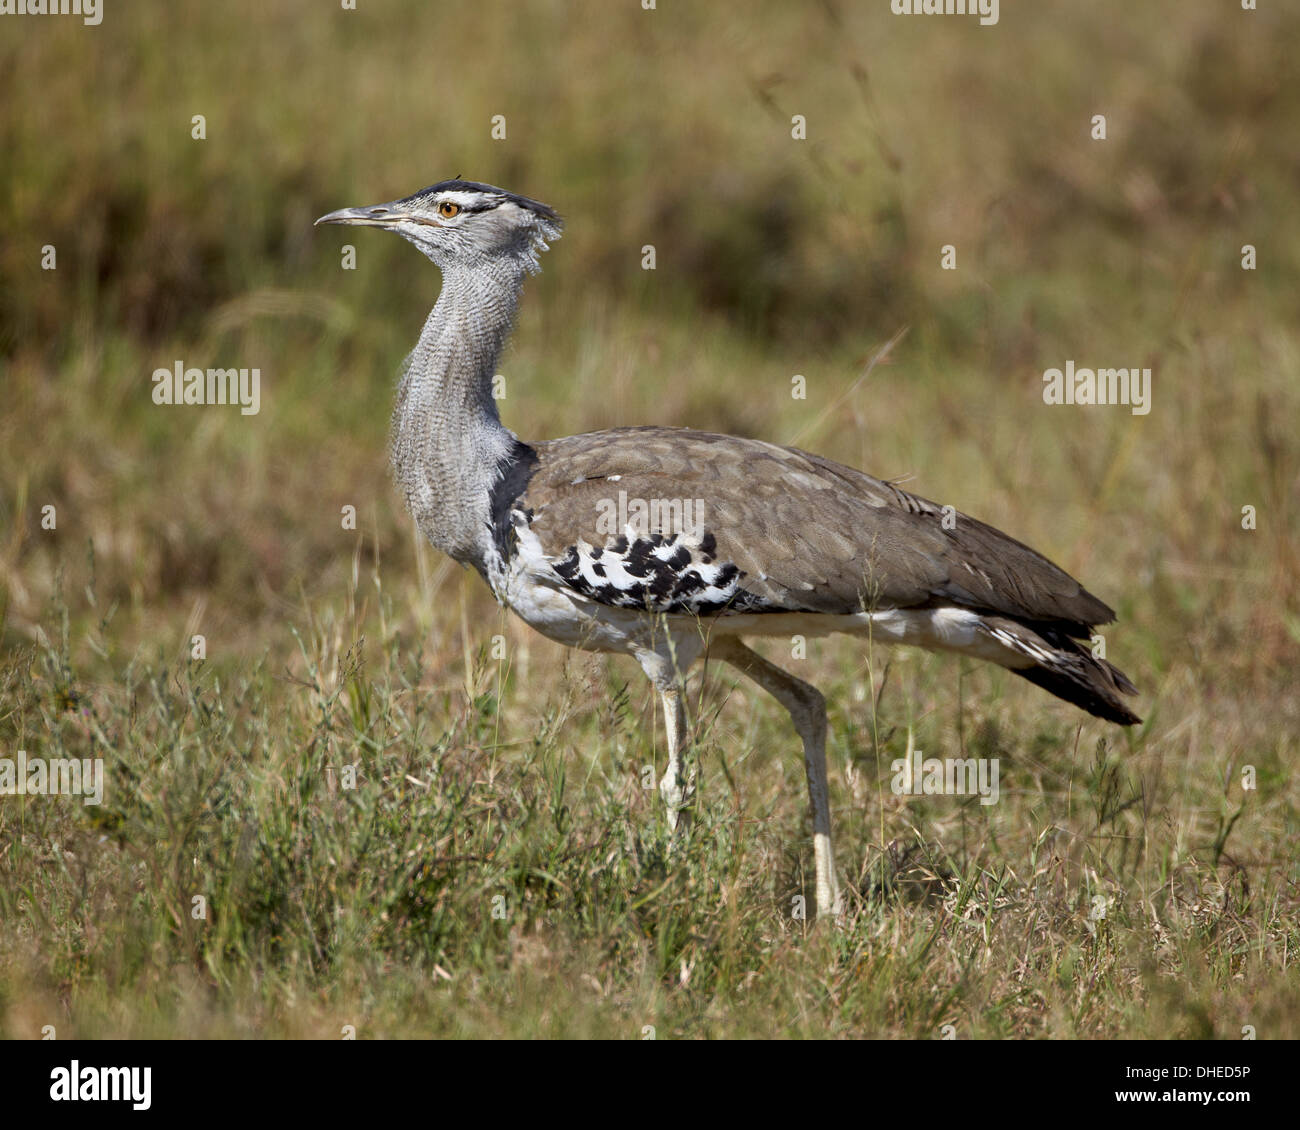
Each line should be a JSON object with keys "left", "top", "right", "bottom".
{"left": 317, "top": 180, "right": 1141, "bottom": 919}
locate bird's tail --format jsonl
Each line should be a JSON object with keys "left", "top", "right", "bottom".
{"left": 978, "top": 616, "right": 1142, "bottom": 726}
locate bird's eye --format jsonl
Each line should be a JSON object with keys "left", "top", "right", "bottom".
{"left": 437, "top": 201, "right": 461, "bottom": 218}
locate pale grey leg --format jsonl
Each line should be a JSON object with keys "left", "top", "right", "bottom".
{"left": 658, "top": 686, "right": 691, "bottom": 832}
{"left": 635, "top": 644, "right": 701, "bottom": 836}
{"left": 710, "top": 637, "right": 842, "bottom": 919}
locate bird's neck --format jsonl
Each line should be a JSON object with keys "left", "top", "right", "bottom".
{"left": 390, "top": 260, "right": 527, "bottom": 567}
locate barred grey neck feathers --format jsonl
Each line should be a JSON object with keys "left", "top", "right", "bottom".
{"left": 389, "top": 258, "right": 529, "bottom": 572}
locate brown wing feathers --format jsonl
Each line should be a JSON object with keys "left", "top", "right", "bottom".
{"left": 522, "top": 427, "right": 1113, "bottom": 632}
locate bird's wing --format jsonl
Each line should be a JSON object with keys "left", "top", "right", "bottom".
{"left": 511, "top": 427, "right": 1114, "bottom": 630}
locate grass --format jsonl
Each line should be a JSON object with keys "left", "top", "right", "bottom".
{"left": 1, "top": 0, "right": 1298, "bottom": 1038}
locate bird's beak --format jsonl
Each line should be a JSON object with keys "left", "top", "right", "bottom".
{"left": 314, "top": 202, "right": 414, "bottom": 228}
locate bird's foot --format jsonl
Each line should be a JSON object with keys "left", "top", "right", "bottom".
{"left": 816, "top": 884, "right": 846, "bottom": 925}
{"left": 659, "top": 774, "right": 693, "bottom": 841}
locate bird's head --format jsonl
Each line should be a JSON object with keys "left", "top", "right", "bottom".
{"left": 315, "top": 179, "right": 562, "bottom": 274}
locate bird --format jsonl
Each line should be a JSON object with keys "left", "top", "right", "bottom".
{"left": 316, "top": 179, "right": 1141, "bottom": 919}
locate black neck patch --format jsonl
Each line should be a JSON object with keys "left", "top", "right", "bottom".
{"left": 488, "top": 439, "right": 540, "bottom": 564}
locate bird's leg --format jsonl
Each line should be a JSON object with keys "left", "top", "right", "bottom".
{"left": 711, "top": 637, "right": 843, "bottom": 920}
{"left": 658, "top": 686, "right": 693, "bottom": 834}
{"left": 637, "top": 646, "right": 701, "bottom": 838}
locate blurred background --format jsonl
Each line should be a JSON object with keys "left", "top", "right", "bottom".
{"left": 0, "top": 0, "right": 1297, "bottom": 1038}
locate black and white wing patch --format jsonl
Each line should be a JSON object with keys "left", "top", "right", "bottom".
{"left": 546, "top": 529, "right": 775, "bottom": 616}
